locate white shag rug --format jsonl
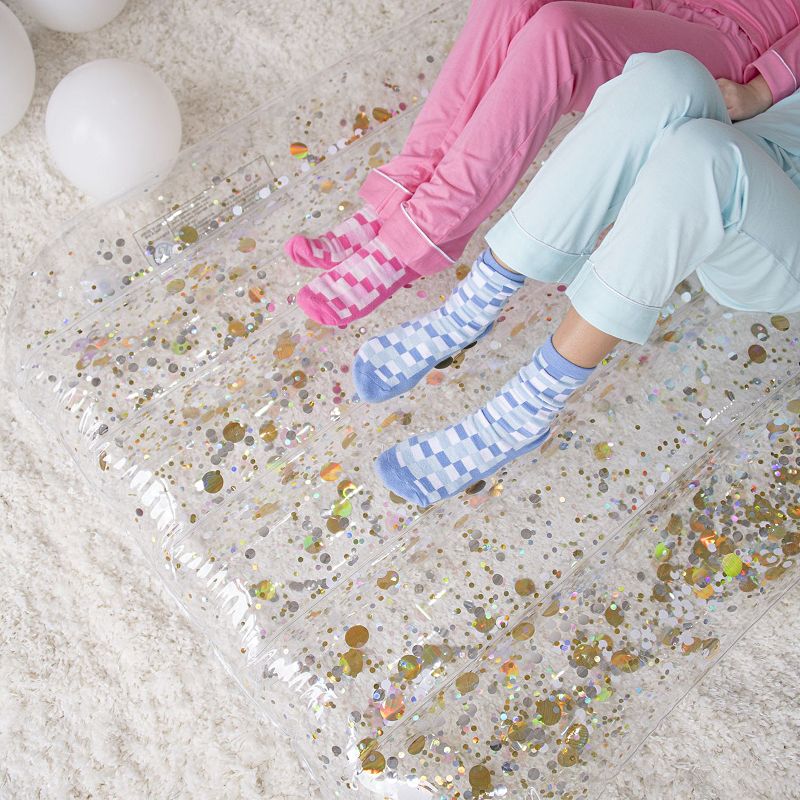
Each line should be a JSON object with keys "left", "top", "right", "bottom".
{"left": 0, "top": 1, "right": 798, "bottom": 798}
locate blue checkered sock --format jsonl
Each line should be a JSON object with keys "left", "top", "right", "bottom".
{"left": 374, "top": 334, "right": 595, "bottom": 505}
{"left": 353, "top": 248, "right": 525, "bottom": 402}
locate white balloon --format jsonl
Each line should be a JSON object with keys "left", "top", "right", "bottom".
{"left": 46, "top": 59, "right": 182, "bottom": 201}
{"left": 0, "top": 2, "right": 36, "bottom": 137}
{"left": 18, "top": 0, "right": 129, "bottom": 33}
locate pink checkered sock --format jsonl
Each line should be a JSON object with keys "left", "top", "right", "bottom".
{"left": 284, "top": 206, "right": 381, "bottom": 269}
{"left": 296, "top": 237, "right": 418, "bottom": 326}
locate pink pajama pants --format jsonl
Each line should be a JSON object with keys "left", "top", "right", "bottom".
{"left": 359, "top": 0, "right": 760, "bottom": 276}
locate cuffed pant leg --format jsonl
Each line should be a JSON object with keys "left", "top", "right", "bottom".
{"left": 568, "top": 117, "right": 800, "bottom": 345}
{"left": 485, "top": 50, "right": 731, "bottom": 284}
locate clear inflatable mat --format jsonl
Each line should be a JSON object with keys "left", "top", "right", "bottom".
{"left": 9, "top": 3, "right": 800, "bottom": 798}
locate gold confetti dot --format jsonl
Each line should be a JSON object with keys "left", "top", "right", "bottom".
{"left": 228, "top": 320, "right": 247, "bottom": 337}
{"left": 593, "top": 441, "right": 613, "bottom": 460}
{"left": 455, "top": 672, "right": 479, "bottom": 694}
{"left": 326, "top": 517, "right": 347, "bottom": 533}
{"left": 542, "top": 599, "right": 560, "bottom": 617}
{"left": 604, "top": 604, "right": 624, "bottom": 626}
{"left": 345, "top": 625, "right": 369, "bottom": 648}
{"left": 238, "top": 237, "right": 256, "bottom": 253}
{"left": 771, "top": 314, "right": 790, "bottom": 331}
{"left": 377, "top": 570, "right": 399, "bottom": 590}
{"left": 258, "top": 421, "right": 277, "bottom": 442}
{"left": 514, "top": 578, "right": 536, "bottom": 596}
{"left": 407, "top": 735, "right": 425, "bottom": 755}
{"left": 201, "top": 470, "right": 223, "bottom": 493}
{"left": 166, "top": 278, "right": 185, "bottom": 294}
{"left": 573, "top": 643, "right": 600, "bottom": 669}
{"left": 372, "top": 107, "right": 392, "bottom": 122}
{"left": 611, "top": 650, "right": 640, "bottom": 672}
{"left": 511, "top": 621, "right": 535, "bottom": 641}
{"left": 748, "top": 344, "right": 766, "bottom": 363}
{"left": 223, "top": 421, "right": 246, "bottom": 442}
{"left": 565, "top": 723, "right": 590, "bottom": 751}
{"left": 340, "top": 648, "right": 363, "bottom": 677}
{"left": 473, "top": 615, "right": 495, "bottom": 634}
{"left": 468, "top": 765, "right": 492, "bottom": 794}
{"left": 273, "top": 335, "right": 295, "bottom": 360}
{"left": 507, "top": 719, "right": 530, "bottom": 742}
{"left": 667, "top": 514, "right": 683, "bottom": 535}
{"left": 421, "top": 644, "right": 443, "bottom": 665}
{"left": 178, "top": 226, "right": 198, "bottom": 244}
{"left": 361, "top": 751, "right": 385, "bottom": 774}
{"left": 357, "top": 737, "right": 378, "bottom": 758}
{"left": 536, "top": 699, "right": 561, "bottom": 725}
{"left": 288, "top": 369, "right": 307, "bottom": 389}
{"left": 557, "top": 745, "right": 580, "bottom": 767}
{"left": 338, "top": 479, "right": 358, "bottom": 499}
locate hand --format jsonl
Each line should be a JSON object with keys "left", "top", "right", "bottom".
{"left": 716, "top": 74, "right": 773, "bottom": 121}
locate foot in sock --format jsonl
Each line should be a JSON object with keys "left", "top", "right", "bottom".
{"left": 284, "top": 206, "right": 381, "bottom": 269}
{"left": 296, "top": 237, "right": 417, "bottom": 326}
{"left": 353, "top": 249, "right": 525, "bottom": 402}
{"left": 374, "top": 334, "right": 595, "bottom": 506}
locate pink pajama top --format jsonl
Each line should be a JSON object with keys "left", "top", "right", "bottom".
{"left": 688, "top": 0, "right": 800, "bottom": 101}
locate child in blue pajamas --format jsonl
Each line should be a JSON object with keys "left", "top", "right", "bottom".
{"left": 352, "top": 49, "right": 800, "bottom": 507}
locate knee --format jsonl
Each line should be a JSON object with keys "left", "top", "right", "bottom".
{"left": 527, "top": 1, "right": 584, "bottom": 35}
{"left": 639, "top": 117, "right": 742, "bottom": 205}
{"left": 621, "top": 50, "right": 714, "bottom": 96}
{"left": 586, "top": 49, "right": 723, "bottom": 126}
{"left": 655, "top": 117, "right": 735, "bottom": 166}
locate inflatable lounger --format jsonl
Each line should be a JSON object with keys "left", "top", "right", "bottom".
{"left": 9, "top": 3, "right": 800, "bottom": 797}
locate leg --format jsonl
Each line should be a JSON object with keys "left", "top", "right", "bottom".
{"left": 486, "top": 49, "right": 731, "bottom": 285}
{"left": 378, "top": 0, "right": 758, "bottom": 276}
{"left": 565, "top": 117, "right": 800, "bottom": 344}
{"left": 374, "top": 330, "right": 596, "bottom": 506}
{"left": 353, "top": 249, "right": 525, "bottom": 402}
{"left": 360, "top": 0, "right": 637, "bottom": 218}
{"left": 351, "top": 50, "right": 728, "bottom": 401}
{"left": 373, "top": 109, "right": 800, "bottom": 505}
{"left": 297, "top": 3, "right": 758, "bottom": 324}
{"left": 287, "top": 0, "right": 636, "bottom": 270}
{"left": 551, "top": 306, "right": 620, "bottom": 367}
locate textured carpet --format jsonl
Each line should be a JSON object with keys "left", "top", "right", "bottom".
{"left": 0, "top": 1, "right": 798, "bottom": 799}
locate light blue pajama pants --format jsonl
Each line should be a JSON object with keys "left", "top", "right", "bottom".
{"left": 485, "top": 50, "right": 800, "bottom": 345}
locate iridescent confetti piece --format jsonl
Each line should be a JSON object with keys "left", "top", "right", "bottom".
{"left": 290, "top": 142, "right": 309, "bottom": 159}
{"left": 320, "top": 462, "right": 342, "bottom": 481}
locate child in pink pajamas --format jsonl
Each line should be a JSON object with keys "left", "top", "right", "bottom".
{"left": 287, "top": 0, "right": 800, "bottom": 327}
